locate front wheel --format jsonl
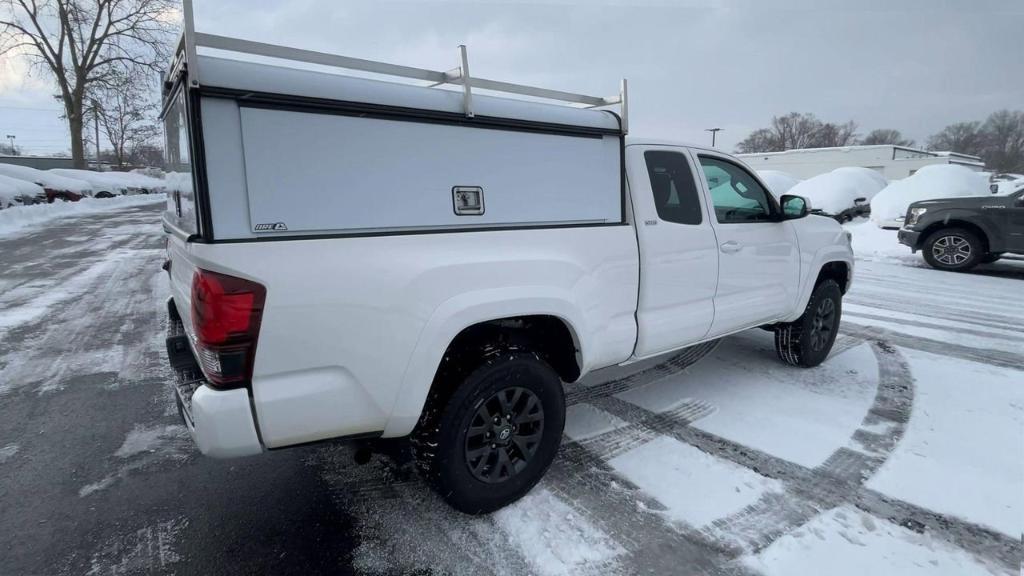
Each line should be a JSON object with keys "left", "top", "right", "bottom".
{"left": 774, "top": 279, "right": 842, "bottom": 368}
{"left": 921, "top": 228, "right": 983, "bottom": 271}
{"left": 412, "top": 349, "right": 565, "bottom": 514}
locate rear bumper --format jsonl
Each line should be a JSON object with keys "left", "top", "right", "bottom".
{"left": 897, "top": 228, "right": 921, "bottom": 251}
{"left": 167, "top": 298, "right": 262, "bottom": 458}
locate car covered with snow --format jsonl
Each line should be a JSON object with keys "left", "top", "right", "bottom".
{"left": 757, "top": 170, "right": 801, "bottom": 198}
{"left": 50, "top": 168, "right": 134, "bottom": 197}
{"left": 0, "top": 173, "right": 45, "bottom": 208}
{"left": 786, "top": 167, "right": 887, "bottom": 223}
{"left": 0, "top": 163, "right": 94, "bottom": 202}
{"left": 870, "top": 164, "right": 991, "bottom": 229}
{"left": 160, "top": 30, "right": 854, "bottom": 514}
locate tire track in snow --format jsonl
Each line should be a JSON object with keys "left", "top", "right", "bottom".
{"left": 841, "top": 323, "right": 1024, "bottom": 372}
{"left": 577, "top": 343, "right": 1020, "bottom": 573}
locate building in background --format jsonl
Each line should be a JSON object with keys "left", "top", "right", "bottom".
{"left": 737, "top": 145, "right": 984, "bottom": 180}
{"left": 0, "top": 154, "right": 76, "bottom": 170}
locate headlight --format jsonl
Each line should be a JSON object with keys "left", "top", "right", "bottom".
{"left": 905, "top": 207, "right": 927, "bottom": 227}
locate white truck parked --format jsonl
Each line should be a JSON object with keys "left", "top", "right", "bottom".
{"left": 162, "top": 18, "right": 853, "bottom": 513}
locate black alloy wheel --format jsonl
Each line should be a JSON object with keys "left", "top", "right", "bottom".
{"left": 463, "top": 386, "right": 544, "bottom": 484}
{"left": 809, "top": 297, "right": 836, "bottom": 353}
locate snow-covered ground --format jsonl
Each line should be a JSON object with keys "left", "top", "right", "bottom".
{"left": 0, "top": 193, "right": 164, "bottom": 239}
{"left": 1, "top": 203, "right": 1021, "bottom": 575}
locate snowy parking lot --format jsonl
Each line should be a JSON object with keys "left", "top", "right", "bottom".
{"left": 0, "top": 202, "right": 1021, "bottom": 575}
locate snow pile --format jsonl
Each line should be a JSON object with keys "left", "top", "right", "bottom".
{"left": 757, "top": 170, "right": 801, "bottom": 197}
{"left": 870, "top": 164, "right": 990, "bottom": 226}
{"left": 164, "top": 171, "right": 192, "bottom": 193}
{"left": 0, "top": 163, "right": 93, "bottom": 194}
{"left": 787, "top": 167, "right": 887, "bottom": 215}
{"left": 843, "top": 219, "right": 913, "bottom": 262}
{"left": 0, "top": 194, "right": 165, "bottom": 238}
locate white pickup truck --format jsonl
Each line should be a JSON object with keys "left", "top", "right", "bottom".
{"left": 161, "top": 28, "right": 853, "bottom": 513}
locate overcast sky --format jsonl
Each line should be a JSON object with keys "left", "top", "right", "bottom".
{"left": 0, "top": 0, "right": 1021, "bottom": 155}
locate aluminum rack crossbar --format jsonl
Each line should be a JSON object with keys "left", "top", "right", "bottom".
{"left": 173, "top": 0, "right": 628, "bottom": 132}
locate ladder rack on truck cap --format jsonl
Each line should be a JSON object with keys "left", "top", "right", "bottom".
{"left": 170, "top": 0, "right": 628, "bottom": 133}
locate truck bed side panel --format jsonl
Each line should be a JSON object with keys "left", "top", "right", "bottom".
{"left": 181, "top": 225, "right": 638, "bottom": 446}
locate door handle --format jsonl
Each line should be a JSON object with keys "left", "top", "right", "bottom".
{"left": 720, "top": 241, "right": 742, "bottom": 254}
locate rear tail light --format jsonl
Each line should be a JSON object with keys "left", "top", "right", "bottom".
{"left": 191, "top": 269, "right": 266, "bottom": 388}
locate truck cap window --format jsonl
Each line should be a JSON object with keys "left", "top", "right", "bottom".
{"left": 644, "top": 151, "right": 702, "bottom": 225}
{"left": 698, "top": 156, "right": 773, "bottom": 224}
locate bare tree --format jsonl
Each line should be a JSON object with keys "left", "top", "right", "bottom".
{"left": 861, "top": 128, "right": 914, "bottom": 147}
{"left": 981, "top": 110, "right": 1024, "bottom": 173}
{"left": 735, "top": 128, "right": 780, "bottom": 154}
{"left": 93, "top": 73, "right": 159, "bottom": 167}
{"left": 0, "top": 0, "right": 176, "bottom": 168}
{"left": 926, "top": 121, "right": 986, "bottom": 156}
{"left": 736, "top": 113, "right": 858, "bottom": 153}
{"left": 811, "top": 121, "right": 858, "bottom": 148}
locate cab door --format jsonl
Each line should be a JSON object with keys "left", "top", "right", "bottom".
{"left": 628, "top": 146, "right": 719, "bottom": 358}
{"left": 1007, "top": 191, "right": 1024, "bottom": 252}
{"left": 693, "top": 152, "right": 800, "bottom": 336}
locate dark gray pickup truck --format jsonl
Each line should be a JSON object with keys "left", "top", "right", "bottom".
{"left": 898, "top": 190, "right": 1024, "bottom": 271}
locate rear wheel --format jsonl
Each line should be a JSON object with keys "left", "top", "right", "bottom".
{"left": 411, "top": 348, "right": 565, "bottom": 514}
{"left": 922, "top": 228, "right": 983, "bottom": 272}
{"left": 774, "top": 279, "right": 842, "bottom": 368}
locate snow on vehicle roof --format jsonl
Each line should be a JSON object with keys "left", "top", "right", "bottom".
{"left": 870, "top": 164, "right": 991, "bottom": 224}
{"left": 0, "top": 173, "right": 45, "bottom": 197}
{"left": 787, "top": 167, "right": 887, "bottom": 215}
{"left": 756, "top": 170, "right": 801, "bottom": 197}
{"left": 0, "top": 163, "right": 94, "bottom": 194}
{"left": 50, "top": 169, "right": 129, "bottom": 193}
{"left": 196, "top": 55, "right": 621, "bottom": 133}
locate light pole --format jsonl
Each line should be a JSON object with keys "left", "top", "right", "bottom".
{"left": 705, "top": 127, "right": 722, "bottom": 147}
{"left": 4, "top": 134, "right": 14, "bottom": 154}
{"left": 92, "top": 100, "right": 101, "bottom": 170}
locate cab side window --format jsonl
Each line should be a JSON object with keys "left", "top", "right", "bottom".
{"left": 644, "top": 151, "right": 703, "bottom": 225}
{"left": 698, "top": 156, "right": 774, "bottom": 224}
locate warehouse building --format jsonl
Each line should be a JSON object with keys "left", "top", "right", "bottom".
{"left": 737, "top": 145, "right": 984, "bottom": 180}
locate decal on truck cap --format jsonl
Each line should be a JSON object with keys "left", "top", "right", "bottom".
{"left": 254, "top": 222, "right": 289, "bottom": 232}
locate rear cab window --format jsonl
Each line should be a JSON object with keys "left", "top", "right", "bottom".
{"left": 643, "top": 150, "right": 703, "bottom": 225}
{"left": 162, "top": 87, "right": 197, "bottom": 235}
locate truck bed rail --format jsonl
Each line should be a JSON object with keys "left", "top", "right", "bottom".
{"left": 171, "top": 0, "right": 628, "bottom": 132}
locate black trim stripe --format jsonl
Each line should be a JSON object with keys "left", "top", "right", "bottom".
{"left": 199, "top": 221, "right": 631, "bottom": 245}
{"left": 199, "top": 85, "right": 622, "bottom": 139}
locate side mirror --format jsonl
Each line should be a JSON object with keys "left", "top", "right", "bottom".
{"left": 780, "top": 194, "right": 809, "bottom": 220}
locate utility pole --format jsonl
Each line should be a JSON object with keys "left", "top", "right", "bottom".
{"left": 705, "top": 127, "right": 722, "bottom": 147}
{"left": 92, "top": 100, "right": 101, "bottom": 171}
{"left": 4, "top": 134, "right": 14, "bottom": 155}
